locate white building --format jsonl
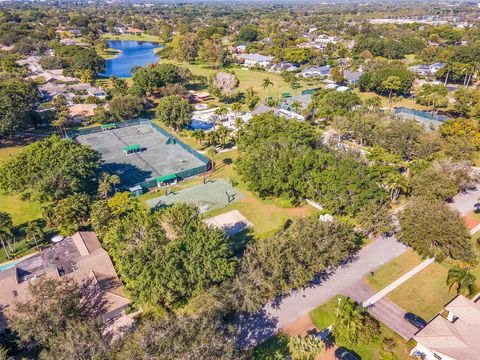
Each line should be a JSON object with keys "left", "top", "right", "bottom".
{"left": 240, "top": 53, "right": 274, "bottom": 67}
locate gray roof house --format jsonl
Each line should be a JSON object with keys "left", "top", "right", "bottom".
{"left": 343, "top": 70, "right": 362, "bottom": 84}
{"left": 301, "top": 65, "right": 331, "bottom": 78}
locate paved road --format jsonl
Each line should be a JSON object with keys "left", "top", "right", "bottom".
{"left": 238, "top": 189, "right": 479, "bottom": 347}
{"left": 238, "top": 236, "right": 408, "bottom": 347}
{"left": 449, "top": 187, "right": 480, "bottom": 215}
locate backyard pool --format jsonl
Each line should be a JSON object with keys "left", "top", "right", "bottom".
{"left": 0, "top": 258, "right": 24, "bottom": 272}
{"left": 189, "top": 120, "right": 214, "bottom": 131}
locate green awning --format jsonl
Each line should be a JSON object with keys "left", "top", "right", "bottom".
{"left": 282, "top": 92, "right": 292, "bottom": 98}
{"left": 123, "top": 144, "right": 141, "bottom": 152}
{"left": 101, "top": 123, "right": 116, "bottom": 129}
{"left": 156, "top": 174, "right": 177, "bottom": 183}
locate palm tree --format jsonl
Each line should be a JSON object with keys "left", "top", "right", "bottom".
{"left": 22, "top": 221, "right": 43, "bottom": 250}
{"left": 334, "top": 298, "right": 364, "bottom": 338}
{"left": 217, "top": 125, "right": 231, "bottom": 147}
{"left": 447, "top": 267, "right": 477, "bottom": 296}
{"left": 382, "top": 76, "right": 401, "bottom": 111}
{"left": 207, "top": 147, "right": 217, "bottom": 173}
{"left": 205, "top": 130, "right": 219, "bottom": 147}
{"left": 192, "top": 129, "right": 205, "bottom": 144}
{"left": 290, "top": 100, "right": 302, "bottom": 114}
{"left": 0, "top": 212, "right": 14, "bottom": 259}
{"left": 213, "top": 106, "right": 228, "bottom": 130}
{"left": 261, "top": 77, "right": 274, "bottom": 101}
{"left": 383, "top": 172, "right": 409, "bottom": 201}
{"left": 231, "top": 102, "right": 242, "bottom": 117}
{"left": 98, "top": 172, "right": 120, "bottom": 200}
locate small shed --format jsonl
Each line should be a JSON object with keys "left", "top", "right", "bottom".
{"left": 129, "top": 185, "right": 143, "bottom": 197}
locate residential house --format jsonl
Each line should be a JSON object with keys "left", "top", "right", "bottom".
{"left": 127, "top": 28, "right": 143, "bottom": 35}
{"left": 343, "top": 70, "right": 362, "bottom": 85}
{"left": 68, "top": 83, "right": 107, "bottom": 99}
{"left": 429, "top": 62, "right": 445, "bottom": 74}
{"left": 411, "top": 294, "right": 480, "bottom": 360}
{"left": 252, "top": 104, "right": 304, "bottom": 121}
{"left": 270, "top": 62, "right": 298, "bottom": 73}
{"left": 280, "top": 94, "right": 312, "bottom": 114}
{"left": 239, "top": 53, "right": 274, "bottom": 67}
{"left": 300, "top": 65, "right": 331, "bottom": 78}
{"left": 68, "top": 103, "right": 97, "bottom": 123}
{"left": 0, "top": 232, "right": 130, "bottom": 332}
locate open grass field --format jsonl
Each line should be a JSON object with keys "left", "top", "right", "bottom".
{"left": 0, "top": 138, "right": 43, "bottom": 264}
{"left": 309, "top": 296, "right": 411, "bottom": 360}
{"left": 102, "top": 33, "right": 161, "bottom": 43}
{"left": 355, "top": 90, "right": 430, "bottom": 111}
{"left": 159, "top": 59, "right": 317, "bottom": 99}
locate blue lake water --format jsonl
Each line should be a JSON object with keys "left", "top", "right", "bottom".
{"left": 99, "top": 40, "right": 162, "bottom": 78}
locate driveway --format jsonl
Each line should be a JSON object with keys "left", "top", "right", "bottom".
{"left": 344, "top": 281, "right": 418, "bottom": 340}
{"left": 238, "top": 236, "right": 408, "bottom": 347}
{"left": 449, "top": 187, "right": 480, "bottom": 216}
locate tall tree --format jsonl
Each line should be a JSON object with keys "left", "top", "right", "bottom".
{"left": 155, "top": 95, "right": 193, "bottom": 131}
{"left": 382, "top": 75, "right": 401, "bottom": 110}
{"left": 333, "top": 298, "right": 381, "bottom": 347}
{"left": 22, "top": 221, "right": 43, "bottom": 250}
{"left": 398, "top": 197, "right": 475, "bottom": 262}
{"left": 446, "top": 267, "right": 477, "bottom": 296}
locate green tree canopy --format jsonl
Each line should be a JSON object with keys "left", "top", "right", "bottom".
{"left": 155, "top": 95, "right": 193, "bottom": 131}
{"left": 398, "top": 197, "right": 475, "bottom": 262}
{"left": 0, "top": 136, "right": 100, "bottom": 202}
{"left": 0, "top": 77, "right": 38, "bottom": 138}
{"left": 103, "top": 204, "right": 237, "bottom": 308}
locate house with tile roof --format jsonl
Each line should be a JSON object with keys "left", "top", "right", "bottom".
{"left": 0, "top": 232, "right": 129, "bottom": 332}
{"left": 411, "top": 294, "right": 480, "bottom": 360}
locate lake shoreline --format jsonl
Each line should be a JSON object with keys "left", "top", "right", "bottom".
{"left": 100, "top": 40, "right": 163, "bottom": 78}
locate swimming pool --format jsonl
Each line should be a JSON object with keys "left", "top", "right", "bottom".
{"left": 0, "top": 258, "right": 23, "bottom": 272}
{"left": 189, "top": 120, "right": 214, "bottom": 131}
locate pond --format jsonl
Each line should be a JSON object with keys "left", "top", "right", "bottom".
{"left": 99, "top": 40, "right": 163, "bottom": 78}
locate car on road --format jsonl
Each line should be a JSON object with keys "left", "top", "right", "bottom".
{"left": 404, "top": 312, "right": 427, "bottom": 329}
{"left": 335, "top": 347, "right": 360, "bottom": 360}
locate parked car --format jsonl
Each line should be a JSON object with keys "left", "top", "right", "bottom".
{"left": 335, "top": 347, "right": 360, "bottom": 360}
{"left": 404, "top": 312, "right": 427, "bottom": 329}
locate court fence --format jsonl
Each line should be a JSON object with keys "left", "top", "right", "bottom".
{"left": 67, "top": 119, "right": 211, "bottom": 191}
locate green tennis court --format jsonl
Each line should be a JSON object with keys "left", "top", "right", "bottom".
{"left": 146, "top": 179, "right": 244, "bottom": 213}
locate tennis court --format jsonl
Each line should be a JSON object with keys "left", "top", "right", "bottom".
{"left": 146, "top": 179, "right": 244, "bottom": 213}
{"left": 393, "top": 107, "right": 448, "bottom": 130}
{"left": 76, "top": 122, "right": 206, "bottom": 187}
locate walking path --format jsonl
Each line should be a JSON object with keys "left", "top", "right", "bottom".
{"left": 362, "top": 258, "right": 435, "bottom": 307}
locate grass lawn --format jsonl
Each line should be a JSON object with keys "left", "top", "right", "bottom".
{"left": 0, "top": 194, "right": 42, "bottom": 227}
{"left": 309, "top": 296, "right": 411, "bottom": 360}
{"left": 159, "top": 59, "right": 316, "bottom": 99}
{"left": 355, "top": 90, "right": 430, "bottom": 111}
{"left": 99, "top": 48, "right": 121, "bottom": 59}
{"left": 365, "top": 250, "right": 424, "bottom": 291}
{"left": 384, "top": 262, "right": 453, "bottom": 321}
{"left": 102, "top": 33, "right": 161, "bottom": 43}
{"left": 310, "top": 295, "right": 346, "bottom": 330}
{"left": 0, "top": 140, "right": 43, "bottom": 264}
